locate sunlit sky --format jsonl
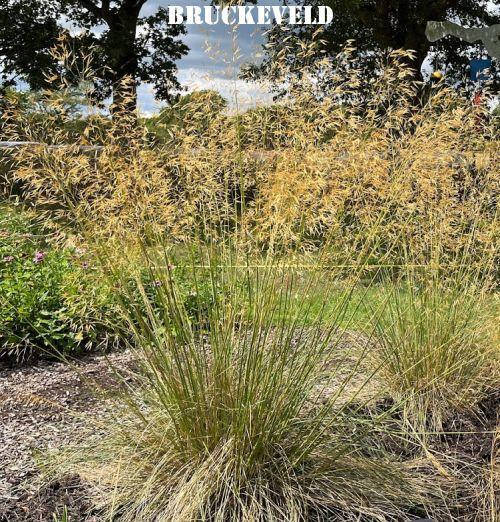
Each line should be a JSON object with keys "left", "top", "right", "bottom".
{"left": 137, "top": 0, "right": 281, "bottom": 113}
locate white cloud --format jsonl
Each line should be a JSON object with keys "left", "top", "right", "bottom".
{"left": 179, "top": 68, "right": 273, "bottom": 109}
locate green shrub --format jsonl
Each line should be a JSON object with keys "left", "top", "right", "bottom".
{"left": 0, "top": 207, "right": 231, "bottom": 362}
{"left": 0, "top": 205, "right": 113, "bottom": 362}
{"left": 133, "top": 263, "right": 215, "bottom": 327}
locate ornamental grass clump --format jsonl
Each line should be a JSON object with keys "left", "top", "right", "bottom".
{"left": 45, "top": 241, "right": 434, "bottom": 521}
{"left": 371, "top": 260, "right": 498, "bottom": 432}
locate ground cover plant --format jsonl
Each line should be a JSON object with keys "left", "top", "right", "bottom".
{"left": 0, "top": 204, "right": 217, "bottom": 364}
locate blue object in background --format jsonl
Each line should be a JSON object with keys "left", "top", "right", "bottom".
{"left": 470, "top": 58, "right": 492, "bottom": 81}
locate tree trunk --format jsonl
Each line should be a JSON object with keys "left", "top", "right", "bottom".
{"left": 76, "top": 0, "right": 145, "bottom": 116}
{"left": 106, "top": 3, "right": 142, "bottom": 116}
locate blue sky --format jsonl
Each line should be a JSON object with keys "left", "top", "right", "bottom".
{"left": 137, "top": 0, "right": 281, "bottom": 113}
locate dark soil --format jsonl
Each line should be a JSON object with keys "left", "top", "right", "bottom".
{"left": 0, "top": 475, "right": 96, "bottom": 522}
{"left": 439, "top": 390, "right": 499, "bottom": 461}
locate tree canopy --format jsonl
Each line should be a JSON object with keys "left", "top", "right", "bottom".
{"left": 248, "top": 0, "right": 499, "bottom": 86}
{"left": 0, "top": 0, "right": 189, "bottom": 112}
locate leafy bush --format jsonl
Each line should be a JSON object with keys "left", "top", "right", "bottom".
{"left": 120, "top": 267, "right": 215, "bottom": 340}
{"left": 0, "top": 205, "right": 113, "bottom": 362}
{"left": 0, "top": 208, "right": 225, "bottom": 362}
{"left": 144, "top": 89, "right": 228, "bottom": 142}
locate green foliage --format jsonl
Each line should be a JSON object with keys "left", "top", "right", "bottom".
{"left": 144, "top": 90, "right": 228, "bottom": 142}
{"left": 0, "top": 205, "right": 113, "bottom": 362}
{"left": 0, "top": 0, "right": 60, "bottom": 90}
{"left": 250, "top": 0, "right": 499, "bottom": 88}
{"left": 0, "top": 207, "right": 229, "bottom": 363}
{"left": 0, "top": 1, "right": 189, "bottom": 110}
{"left": 128, "top": 263, "right": 215, "bottom": 329}
{"left": 0, "top": 85, "right": 103, "bottom": 144}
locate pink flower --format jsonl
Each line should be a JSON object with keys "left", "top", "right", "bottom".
{"left": 2, "top": 255, "right": 14, "bottom": 263}
{"left": 33, "top": 251, "right": 47, "bottom": 264}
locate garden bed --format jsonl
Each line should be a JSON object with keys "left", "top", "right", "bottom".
{"left": 1, "top": 346, "right": 497, "bottom": 521}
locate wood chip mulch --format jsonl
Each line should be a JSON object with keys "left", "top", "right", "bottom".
{"left": 0, "top": 350, "right": 134, "bottom": 521}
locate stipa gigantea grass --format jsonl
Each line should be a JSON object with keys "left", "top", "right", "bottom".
{"left": 43, "top": 237, "right": 437, "bottom": 522}
{"left": 3, "top": 42, "right": 497, "bottom": 266}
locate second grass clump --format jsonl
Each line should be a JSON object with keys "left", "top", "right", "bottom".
{"left": 371, "top": 264, "right": 497, "bottom": 431}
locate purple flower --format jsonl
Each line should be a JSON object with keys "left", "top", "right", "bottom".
{"left": 82, "top": 261, "right": 89, "bottom": 270}
{"left": 33, "top": 251, "right": 47, "bottom": 264}
{"left": 2, "top": 255, "right": 14, "bottom": 263}
{"left": 152, "top": 280, "right": 162, "bottom": 287}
